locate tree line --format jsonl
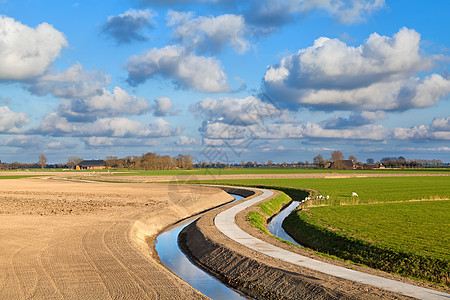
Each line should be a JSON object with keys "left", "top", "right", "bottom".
{"left": 0, "top": 151, "right": 446, "bottom": 170}
{"left": 0, "top": 153, "right": 194, "bottom": 170}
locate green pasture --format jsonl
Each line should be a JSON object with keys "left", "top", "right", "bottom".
{"left": 188, "top": 176, "right": 450, "bottom": 205}
{"left": 294, "top": 200, "right": 449, "bottom": 260}
{"left": 0, "top": 175, "right": 45, "bottom": 179}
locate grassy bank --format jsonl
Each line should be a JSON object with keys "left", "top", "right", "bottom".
{"left": 283, "top": 200, "right": 450, "bottom": 285}
{"left": 246, "top": 187, "right": 308, "bottom": 236}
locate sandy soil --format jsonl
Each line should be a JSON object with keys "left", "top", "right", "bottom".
{"left": 0, "top": 177, "right": 233, "bottom": 299}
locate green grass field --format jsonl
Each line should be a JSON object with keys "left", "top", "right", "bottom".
{"left": 0, "top": 175, "right": 46, "bottom": 179}
{"left": 293, "top": 200, "right": 449, "bottom": 260}
{"left": 188, "top": 176, "right": 450, "bottom": 205}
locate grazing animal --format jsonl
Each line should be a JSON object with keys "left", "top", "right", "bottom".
{"left": 326, "top": 195, "right": 329, "bottom": 199}
{"left": 352, "top": 192, "right": 358, "bottom": 197}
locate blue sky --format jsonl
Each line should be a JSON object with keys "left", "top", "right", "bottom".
{"left": 0, "top": 0, "right": 449, "bottom": 164}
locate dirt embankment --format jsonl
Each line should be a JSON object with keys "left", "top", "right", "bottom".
{"left": 179, "top": 187, "right": 444, "bottom": 299}
{"left": 0, "top": 178, "right": 233, "bottom": 299}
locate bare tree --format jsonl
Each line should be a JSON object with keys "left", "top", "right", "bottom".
{"left": 349, "top": 155, "right": 357, "bottom": 164}
{"left": 67, "top": 156, "right": 83, "bottom": 169}
{"left": 331, "top": 150, "right": 345, "bottom": 161}
{"left": 313, "top": 154, "right": 325, "bottom": 167}
{"left": 38, "top": 154, "right": 48, "bottom": 170}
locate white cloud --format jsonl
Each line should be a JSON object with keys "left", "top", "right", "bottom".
{"left": 303, "top": 123, "right": 388, "bottom": 140}
{"left": 82, "top": 136, "right": 162, "bottom": 147}
{"left": 0, "top": 106, "right": 29, "bottom": 133}
{"left": 321, "top": 111, "right": 385, "bottom": 129}
{"left": 36, "top": 115, "right": 183, "bottom": 138}
{"left": 394, "top": 124, "right": 450, "bottom": 141}
{"left": 37, "top": 112, "right": 73, "bottom": 134}
{"left": 28, "top": 63, "right": 110, "bottom": 98}
{"left": 200, "top": 119, "right": 388, "bottom": 141}
{"left": 125, "top": 45, "right": 230, "bottom": 92}
{"left": 191, "top": 96, "right": 286, "bottom": 125}
{"left": 102, "top": 9, "right": 157, "bottom": 44}
{"left": 167, "top": 11, "right": 249, "bottom": 54}
{"left": 431, "top": 117, "right": 450, "bottom": 131}
{"left": 176, "top": 136, "right": 201, "bottom": 145}
{"left": 244, "top": 0, "right": 385, "bottom": 34}
{"left": 57, "top": 87, "right": 150, "bottom": 121}
{"left": 264, "top": 28, "right": 450, "bottom": 111}
{"left": 153, "top": 97, "right": 179, "bottom": 116}
{"left": 303, "top": 0, "right": 386, "bottom": 24}
{"left": 0, "top": 15, "right": 67, "bottom": 80}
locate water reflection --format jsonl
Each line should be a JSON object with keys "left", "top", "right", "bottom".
{"left": 267, "top": 201, "right": 302, "bottom": 247}
{"left": 155, "top": 194, "right": 246, "bottom": 300}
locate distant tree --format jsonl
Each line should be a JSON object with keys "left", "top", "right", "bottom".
{"left": 67, "top": 157, "right": 83, "bottom": 168}
{"left": 331, "top": 150, "right": 345, "bottom": 162}
{"left": 313, "top": 154, "right": 325, "bottom": 168}
{"left": 366, "top": 158, "right": 375, "bottom": 165}
{"left": 330, "top": 150, "right": 345, "bottom": 169}
{"left": 267, "top": 160, "right": 273, "bottom": 167}
{"left": 38, "top": 154, "right": 48, "bottom": 170}
{"left": 348, "top": 155, "right": 357, "bottom": 164}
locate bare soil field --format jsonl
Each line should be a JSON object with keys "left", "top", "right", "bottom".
{"left": 0, "top": 177, "right": 233, "bottom": 299}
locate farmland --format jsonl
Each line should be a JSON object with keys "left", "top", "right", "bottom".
{"left": 187, "top": 176, "right": 449, "bottom": 285}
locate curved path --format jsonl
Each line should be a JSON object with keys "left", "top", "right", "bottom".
{"left": 214, "top": 188, "right": 450, "bottom": 300}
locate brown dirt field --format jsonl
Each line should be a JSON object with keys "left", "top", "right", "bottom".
{"left": 0, "top": 177, "right": 234, "bottom": 299}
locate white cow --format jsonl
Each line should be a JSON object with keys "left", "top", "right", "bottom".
{"left": 352, "top": 192, "right": 358, "bottom": 197}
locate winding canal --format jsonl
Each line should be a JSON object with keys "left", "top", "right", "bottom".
{"left": 155, "top": 194, "right": 247, "bottom": 299}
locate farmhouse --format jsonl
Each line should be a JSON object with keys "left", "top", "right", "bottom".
{"left": 327, "top": 160, "right": 355, "bottom": 170}
{"left": 75, "top": 160, "right": 106, "bottom": 170}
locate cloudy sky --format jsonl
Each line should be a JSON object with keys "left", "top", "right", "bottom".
{"left": 1, "top": 0, "right": 449, "bottom": 164}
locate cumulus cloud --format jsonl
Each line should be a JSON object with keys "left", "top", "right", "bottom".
{"left": 264, "top": 28, "right": 450, "bottom": 111}
{"left": 56, "top": 87, "right": 150, "bottom": 121}
{"left": 125, "top": 45, "right": 229, "bottom": 92}
{"left": 431, "top": 117, "right": 450, "bottom": 131}
{"left": 82, "top": 136, "right": 162, "bottom": 147}
{"left": 153, "top": 97, "right": 179, "bottom": 116}
{"left": 191, "top": 96, "right": 286, "bottom": 125}
{"left": 139, "top": 0, "right": 384, "bottom": 35}
{"left": 176, "top": 136, "right": 201, "bottom": 145}
{"left": 27, "top": 63, "right": 110, "bottom": 98}
{"left": 36, "top": 115, "right": 183, "bottom": 138}
{"left": 244, "top": 0, "right": 385, "bottom": 34}
{"left": 167, "top": 11, "right": 249, "bottom": 54}
{"left": 200, "top": 119, "right": 388, "bottom": 142}
{"left": 102, "top": 9, "right": 157, "bottom": 44}
{"left": 394, "top": 118, "right": 450, "bottom": 141}
{"left": 0, "top": 106, "right": 30, "bottom": 133}
{"left": 0, "top": 15, "right": 67, "bottom": 80}
{"left": 321, "top": 111, "right": 385, "bottom": 129}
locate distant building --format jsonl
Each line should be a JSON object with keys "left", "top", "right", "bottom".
{"left": 75, "top": 160, "right": 106, "bottom": 170}
{"left": 328, "top": 160, "right": 355, "bottom": 170}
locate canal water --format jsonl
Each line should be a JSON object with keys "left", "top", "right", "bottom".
{"left": 155, "top": 194, "right": 247, "bottom": 300}
{"left": 267, "top": 201, "right": 302, "bottom": 247}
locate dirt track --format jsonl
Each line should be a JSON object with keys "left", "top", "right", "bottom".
{"left": 0, "top": 178, "right": 233, "bottom": 299}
